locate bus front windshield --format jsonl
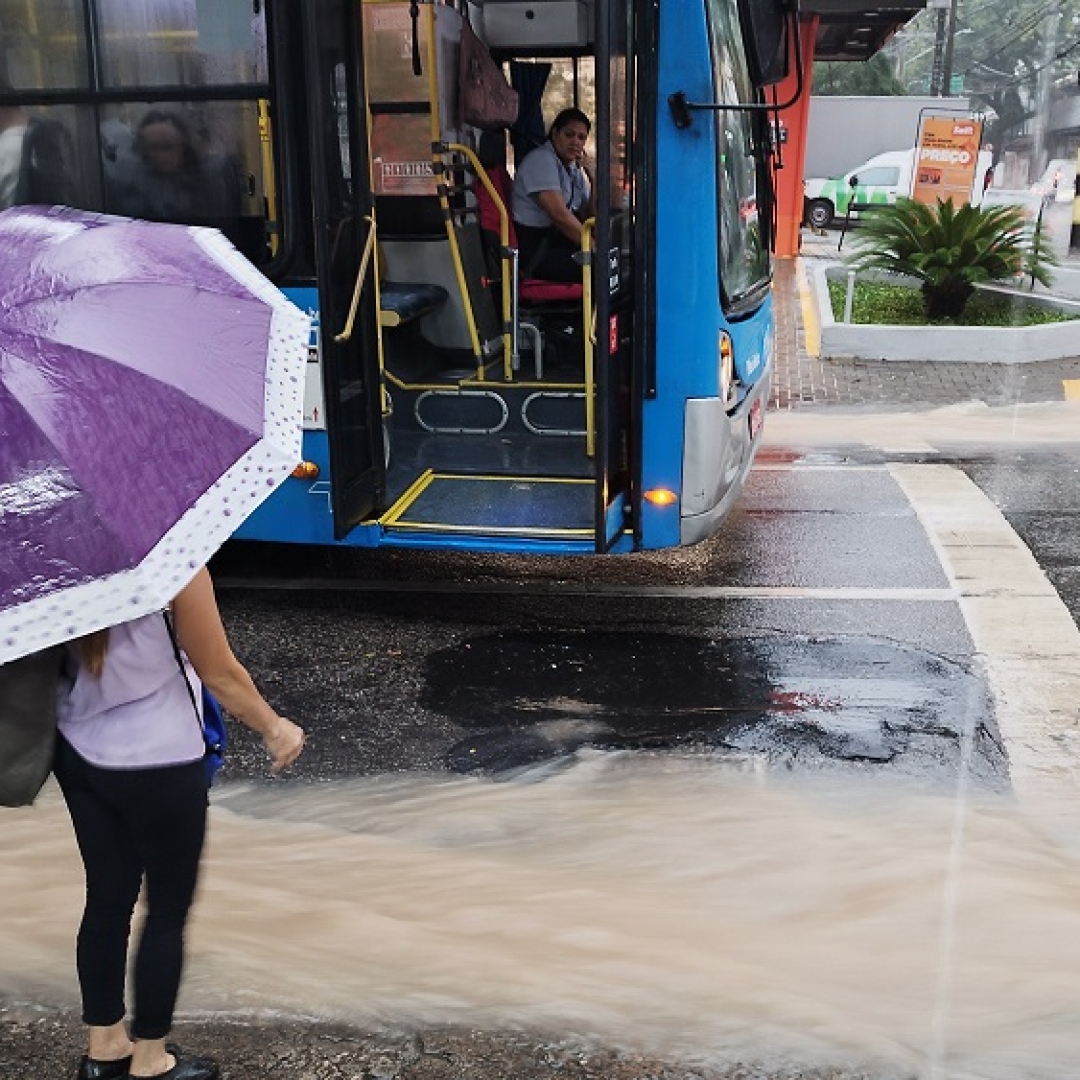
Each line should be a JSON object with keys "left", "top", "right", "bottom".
{"left": 705, "top": 0, "right": 771, "bottom": 309}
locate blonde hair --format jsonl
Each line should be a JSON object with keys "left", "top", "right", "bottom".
{"left": 76, "top": 629, "right": 110, "bottom": 678}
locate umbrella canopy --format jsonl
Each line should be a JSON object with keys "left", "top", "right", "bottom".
{"left": 0, "top": 205, "right": 310, "bottom": 664}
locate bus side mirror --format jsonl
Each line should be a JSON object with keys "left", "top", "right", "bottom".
{"left": 848, "top": 174, "right": 859, "bottom": 189}
{"left": 737, "top": 0, "right": 793, "bottom": 86}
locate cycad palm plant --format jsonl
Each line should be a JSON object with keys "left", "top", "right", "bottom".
{"left": 845, "top": 197, "right": 1057, "bottom": 321}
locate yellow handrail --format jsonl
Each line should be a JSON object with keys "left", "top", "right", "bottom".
{"left": 333, "top": 215, "right": 376, "bottom": 343}
{"left": 446, "top": 143, "right": 514, "bottom": 380}
{"left": 257, "top": 100, "right": 280, "bottom": 258}
{"left": 580, "top": 217, "right": 596, "bottom": 457}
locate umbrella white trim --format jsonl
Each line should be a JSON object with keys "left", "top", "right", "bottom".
{"left": 0, "top": 436, "right": 303, "bottom": 665}
{"left": 0, "top": 225, "right": 311, "bottom": 665}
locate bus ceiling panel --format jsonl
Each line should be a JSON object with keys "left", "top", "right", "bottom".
{"left": 475, "top": 1, "right": 595, "bottom": 52}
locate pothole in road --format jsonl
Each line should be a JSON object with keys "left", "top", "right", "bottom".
{"left": 424, "top": 631, "right": 1007, "bottom": 786}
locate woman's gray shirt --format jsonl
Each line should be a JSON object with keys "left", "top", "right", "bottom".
{"left": 511, "top": 141, "right": 590, "bottom": 229}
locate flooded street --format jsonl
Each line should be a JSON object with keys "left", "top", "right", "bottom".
{"left": 5, "top": 0, "right": 1080, "bottom": 1073}
{"left": 4, "top": 404, "right": 1080, "bottom": 1078}
{"left": 5, "top": 752, "right": 1080, "bottom": 1079}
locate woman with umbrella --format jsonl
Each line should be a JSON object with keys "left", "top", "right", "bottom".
{"left": 56, "top": 567, "right": 305, "bottom": 1080}
{"left": 0, "top": 206, "right": 312, "bottom": 1080}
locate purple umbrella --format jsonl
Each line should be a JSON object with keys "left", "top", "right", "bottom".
{"left": 0, "top": 206, "right": 309, "bottom": 664}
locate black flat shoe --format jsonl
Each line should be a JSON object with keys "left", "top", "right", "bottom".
{"left": 76, "top": 1055, "right": 132, "bottom": 1080}
{"left": 130, "top": 1048, "right": 220, "bottom": 1080}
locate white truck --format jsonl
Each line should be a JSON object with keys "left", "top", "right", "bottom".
{"left": 1030, "top": 158, "right": 1077, "bottom": 202}
{"left": 803, "top": 147, "right": 993, "bottom": 230}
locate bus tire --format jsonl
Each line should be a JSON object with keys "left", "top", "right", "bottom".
{"left": 805, "top": 199, "right": 834, "bottom": 230}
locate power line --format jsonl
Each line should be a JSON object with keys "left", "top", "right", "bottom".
{"left": 978, "top": 0, "right": 1064, "bottom": 66}
{"left": 961, "top": 34, "right": 1080, "bottom": 91}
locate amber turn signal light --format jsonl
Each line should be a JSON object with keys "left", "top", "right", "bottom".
{"left": 644, "top": 488, "right": 677, "bottom": 507}
{"left": 291, "top": 461, "right": 320, "bottom": 480}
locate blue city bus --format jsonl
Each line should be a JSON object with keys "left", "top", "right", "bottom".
{"left": 0, "top": 0, "right": 796, "bottom": 554}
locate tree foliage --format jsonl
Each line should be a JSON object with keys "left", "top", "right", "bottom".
{"left": 843, "top": 197, "right": 1057, "bottom": 320}
{"left": 813, "top": 54, "right": 906, "bottom": 96}
{"left": 888, "top": 2, "right": 1080, "bottom": 153}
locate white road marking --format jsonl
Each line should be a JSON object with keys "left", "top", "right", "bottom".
{"left": 752, "top": 463, "right": 884, "bottom": 471}
{"left": 764, "top": 401, "right": 1080, "bottom": 451}
{"left": 890, "top": 462, "right": 1080, "bottom": 812}
{"left": 877, "top": 442, "right": 939, "bottom": 454}
{"left": 215, "top": 576, "right": 956, "bottom": 601}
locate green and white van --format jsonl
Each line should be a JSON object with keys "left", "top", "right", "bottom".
{"left": 803, "top": 148, "right": 992, "bottom": 230}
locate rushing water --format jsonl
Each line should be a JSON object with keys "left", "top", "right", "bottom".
{"left": 3, "top": 750, "right": 1080, "bottom": 1079}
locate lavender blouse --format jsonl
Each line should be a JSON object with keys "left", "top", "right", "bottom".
{"left": 57, "top": 612, "right": 206, "bottom": 769}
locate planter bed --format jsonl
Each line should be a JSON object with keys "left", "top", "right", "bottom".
{"left": 810, "top": 262, "right": 1080, "bottom": 363}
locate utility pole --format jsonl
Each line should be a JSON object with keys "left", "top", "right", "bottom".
{"left": 940, "top": 0, "right": 961, "bottom": 96}
{"left": 1031, "top": 8, "right": 1061, "bottom": 179}
{"left": 927, "top": 0, "right": 950, "bottom": 95}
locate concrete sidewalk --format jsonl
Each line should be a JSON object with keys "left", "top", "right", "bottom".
{"left": 770, "top": 228, "right": 1080, "bottom": 411}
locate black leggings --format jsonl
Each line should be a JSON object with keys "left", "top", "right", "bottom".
{"left": 53, "top": 737, "right": 207, "bottom": 1040}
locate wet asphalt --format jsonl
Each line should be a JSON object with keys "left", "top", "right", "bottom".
{"left": 209, "top": 443, "right": 1077, "bottom": 797}
{"left": 207, "top": 237, "right": 1080, "bottom": 795}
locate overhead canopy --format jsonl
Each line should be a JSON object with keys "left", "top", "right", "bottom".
{"left": 803, "top": 0, "right": 927, "bottom": 61}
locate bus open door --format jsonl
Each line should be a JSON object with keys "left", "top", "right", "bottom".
{"left": 593, "top": 0, "right": 639, "bottom": 552}
{"left": 303, "top": 0, "right": 386, "bottom": 539}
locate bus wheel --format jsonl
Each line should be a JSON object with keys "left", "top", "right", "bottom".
{"left": 805, "top": 199, "right": 834, "bottom": 230}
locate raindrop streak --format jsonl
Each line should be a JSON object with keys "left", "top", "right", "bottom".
{"left": 3, "top": 752, "right": 1080, "bottom": 1080}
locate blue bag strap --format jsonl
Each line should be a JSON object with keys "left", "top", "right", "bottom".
{"left": 161, "top": 611, "right": 203, "bottom": 737}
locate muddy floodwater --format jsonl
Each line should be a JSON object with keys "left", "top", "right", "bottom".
{"left": 3, "top": 751, "right": 1080, "bottom": 1079}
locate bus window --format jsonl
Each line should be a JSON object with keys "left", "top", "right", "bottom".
{"left": 0, "top": 0, "right": 275, "bottom": 269}
{"left": 0, "top": 0, "right": 89, "bottom": 88}
{"left": 0, "top": 103, "right": 87, "bottom": 211}
{"left": 95, "top": 0, "right": 268, "bottom": 88}
{"left": 101, "top": 100, "right": 270, "bottom": 262}
{"left": 540, "top": 58, "right": 597, "bottom": 132}
{"left": 706, "top": 0, "right": 771, "bottom": 309}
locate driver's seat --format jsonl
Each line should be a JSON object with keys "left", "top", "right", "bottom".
{"left": 473, "top": 135, "right": 583, "bottom": 378}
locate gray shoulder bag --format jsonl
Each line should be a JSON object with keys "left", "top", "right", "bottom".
{"left": 0, "top": 646, "right": 65, "bottom": 807}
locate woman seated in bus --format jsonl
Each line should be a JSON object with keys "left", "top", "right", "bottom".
{"left": 510, "top": 107, "right": 595, "bottom": 284}
{"left": 110, "top": 109, "right": 241, "bottom": 229}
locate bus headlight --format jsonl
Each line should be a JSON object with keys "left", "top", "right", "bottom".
{"left": 719, "top": 331, "right": 736, "bottom": 409}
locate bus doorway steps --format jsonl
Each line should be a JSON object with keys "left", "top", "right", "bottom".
{"left": 380, "top": 471, "right": 594, "bottom": 539}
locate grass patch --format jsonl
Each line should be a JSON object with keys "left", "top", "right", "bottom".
{"left": 827, "top": 278, "right": 1078, "bottom": 327}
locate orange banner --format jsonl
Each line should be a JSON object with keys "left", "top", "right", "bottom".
{"left": 911, "top": 116, "right": 983, "bottom": 207}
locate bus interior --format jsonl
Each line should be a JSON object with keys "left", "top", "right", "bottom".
{"left": 328, "top": 1, "right": 633, "bottom": 550}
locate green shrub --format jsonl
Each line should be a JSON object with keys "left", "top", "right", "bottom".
{"left": 843, "top": 198, "right": 1057, "bottom": 321}
{"left": 826, "top": 278, "right": 1077, "bottom": 327}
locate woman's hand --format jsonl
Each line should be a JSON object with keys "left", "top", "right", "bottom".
{"left": 174, "top": 570, "right": 307, "bottom": 774}
{"left": 263, "top": 715, "right": 305, "bottom": 773}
